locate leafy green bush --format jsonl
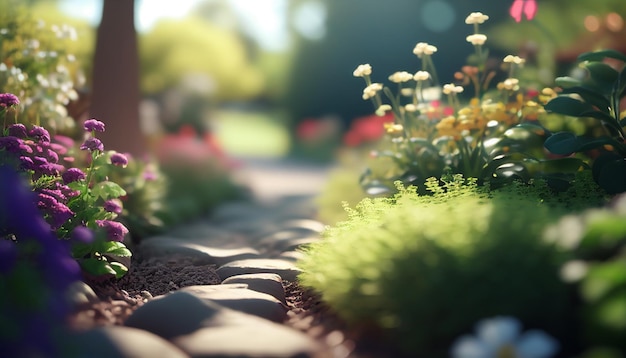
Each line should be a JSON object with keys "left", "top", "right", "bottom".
{"left": 299, "top": 176, "right": 599, "bottom": 356}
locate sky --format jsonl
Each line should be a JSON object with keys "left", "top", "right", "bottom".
{"left": 59, "top": 0, "right": 289, "bottom": 51}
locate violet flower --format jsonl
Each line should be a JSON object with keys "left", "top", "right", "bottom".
{"left": 70, "top": 225, "right": 94, "bottom": 244}
{"left": 0, "top": 93, "right": 19, "bottom": 107}
{"left": 103, "top": 199, "right": 123, "bottom": 214}
{"left": 110, "top": 152, "right": 128, "bottom": 167}
{"left": 83, "top": 118, "right": 106, "bottom": 133}
{"left": 96, "top": 219, "right": 129, "bottom": 242}
{"left": 80, "top": 137, "right": 104, "bottom": 152}
{"left": 28, "top": 125, "right": 50, "bottom": 143}
{"left": 0, "top": 136, "right": 30, "bottom": 154}
{"left": 37, "top": 193, "right": 74, "bottom": 230}
{"left": 62, "top": 167, "right": 86, "bottom": 184}
{"left": 7, "top": 123, "right": 27, "bottom": 138}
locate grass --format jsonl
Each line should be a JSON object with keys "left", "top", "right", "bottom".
{"left": 212, "top": 109, "right": 290, "bottom": 158}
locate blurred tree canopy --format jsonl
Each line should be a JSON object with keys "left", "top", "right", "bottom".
{"left": 282, "top": 0, "right": 511, "bottom": 129}
{"left": 139, "top": 16, "right": 264, "bottom": 101}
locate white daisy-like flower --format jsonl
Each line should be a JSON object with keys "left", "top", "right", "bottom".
{"left": 413, "top": 70, "right": 431, "bottom": 81}
{"left": 362, "top": 83, "right": 383, "bottom": 100}
{"left": 503, "top": 55, "right": 526, "bottom": 65}
{"left": 388, "top": 71, "right": 414, "bottom": 83}
{"left": 466, "top": 34, "right": 487, "bottom": 46}
{"left": 413, "top": 42, "right": 438, "bottom": 57}
{"left": 450, "top": 316, "right": 559, "bottom": 358}
{"left": 404, "top": 104, "right": 418, "bottom": 112}
{"left": 375, "top": 104, "right": 392, "bottom": 116}
{"left": 465, "top": 12, "right": 490, "bottom": 25}
{"left": 353, "top": 64, "right": 372, "bottom": 77}
{"left": 502, "top": 78, "right": 520, "bottom": 91}
{"left": 443, "top": 83, "right": 464, "bottom": 95}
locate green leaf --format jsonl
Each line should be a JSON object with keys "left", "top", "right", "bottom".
{"left": 545, "top": 96, "right": 614, "bottom": 123}
{"left": 536, "top": 157, "right": 587, "bottom": 173}
{"left": 109, "top": 262, "right": 129, "bottom": 279}
{"left": 618, "top": 66, "right": 626, "bottom": 99}
{"left": 91, "top": 181, "right": 127, "bottom": 200}
{"left": 560, "top": 87, "right": 611, "bottom": 114}
{"left": 582, "top": 261, "right": 626, "bottom": 302}
{"left": 99, "top": 241, "right": 132, "bottom": 257}
{"left": 584, "top": 62, "right": 619, "bottom": 91}
{"left": 580, "top": 214, "right": 626, "bottom": 250}
{"left": 80, "top": 257, "right": 117, "bottom": 277}
{"left": 595, "top": 157, "right": 626, "bottom": 194}
{"left": 544, "top": 132, "right": 618, "bottom": 155}
{"left": 579, "top": 49, "right": 626, "bottom": 63}
{"left": 555, "top": 76, "right": 582, "bottom": 89}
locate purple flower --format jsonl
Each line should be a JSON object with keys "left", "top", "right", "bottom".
{"left": 46, "top": 148, "right": 59, "bottom": 163}
{"left": 103, "top": 199, "right": 123, "bottom": 214}
{"left": 37, "top": 193, "right": 73, "bottom": 230}
{"left": 110, "top": 152, "right": 128, "bottom": 167}
{"left": 19, "top": 156, "right": 34, "bottom": 170}
{"left": 61, "top": 167, "right": 86, "bottom": 184}
{"left": 28, "top": 126, "right": 51, "bottom": 143}
{"left": 0, "top": 136, "right": 30, "bottom": 154}
{"left": 7, "top": 124, "right": 27, "bottom": 138}
{"left": 80, "top": 137, "right": 104, "bottom": 152}
{"left": 39, "top": 188, "right": 67, "bottom": 203}
{"left": 70, "top": 226, "right": 94, "bottom": 244}
{"left": 96, "top": 220, "right": 128, "bottom": 242}
{"left": 83, "top": 118, "right": 106, "bottom": 133}
{"left": 144, "top": 170, "right": 158, "bottom": 181}
{"left": 0, "top": 93, "right": 19, "bottom": 107}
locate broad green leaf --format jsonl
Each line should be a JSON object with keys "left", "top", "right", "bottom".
{"left": 595, "top": 157, "right": 626, "bottom": 194}
{"left": 80, "top": 257, "right": 117, "bottom": 277}
{"left": 579, "top": 49, "right": 626, "bottom": 63}
{"left": 91, "top": 181, "right": 127, "bottom": 200}
{"left": 582, "top": 261, "right": 626, "bottom": 302}
{"left": 555, "top": 76, "right": 582, "bottom": 88}
{"left": 545, "top": 96, "right": 616, "bottom": 124}
{"left": 537, "top": 157, "right": 587, "bottom": 173}
{"left": 99, "top": 241, "right": 132, "bottom": 257}
{"left": 545, "top": 132, "right": 619, "bottom": 155}
{"left": 560, "top": 87, "right": 611, "bottom": 114}
{"left": 109, "top": 262, "right": 129, "bottom": 279}
{"left": 584, "top": 62, "right": 619, "bottom": 91}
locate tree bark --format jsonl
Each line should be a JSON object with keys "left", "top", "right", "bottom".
{"left": 90, "top": 0, "right": 146, "bottom": 157}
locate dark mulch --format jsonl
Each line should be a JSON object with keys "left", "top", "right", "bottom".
{"left": 67, "top": 249, "right": 401, "bottom": 357}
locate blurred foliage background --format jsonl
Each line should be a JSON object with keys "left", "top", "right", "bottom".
{"left": 2, "top": 0, "right": 626, "bottom": 160}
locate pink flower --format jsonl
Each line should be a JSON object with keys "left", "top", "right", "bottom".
{"left": 510, "top": 0, "right": 537, "bottom": 23}
{"left": 96, "top": 220, "right": 129, "bottom": 242}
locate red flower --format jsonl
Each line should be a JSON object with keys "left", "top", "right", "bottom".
{"left": 510, "top": 0, "right": 537, "bottom": 23}
{"left": 343, "top": 113, "right": 394, "bottom": 147}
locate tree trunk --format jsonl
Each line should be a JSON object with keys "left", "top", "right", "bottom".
{"left": 90, "top": 0, "right": 146, "bottom": 157}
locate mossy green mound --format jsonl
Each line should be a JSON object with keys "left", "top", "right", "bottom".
{"left": 299, "top": 178, "right": 578, "bottom": 356}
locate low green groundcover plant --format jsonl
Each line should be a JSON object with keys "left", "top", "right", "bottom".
{"left": 299, "top": 175, "right": 608, "bottom": 357}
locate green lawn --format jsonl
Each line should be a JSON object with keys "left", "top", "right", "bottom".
{"left": 211, "top": 109, "right": 290, "bottom": 158}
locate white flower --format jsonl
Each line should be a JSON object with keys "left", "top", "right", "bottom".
{"left": 388, "top": 71, "right": 414, "bottom": 83}
{"left": 404, "top": 104, "right": 418, "bottom": 112}
{"left": 443, "top": 83, "right": 464, "bottom": 95}
{"left": 465, "top": 12, "right": 490, "bottom": 25}
{"left": 466, "top": 34, "right": 487, "bottom": 46}
{"left": 413, "top": 71, "right": 431, "bottom": 81}
{"left": 501, "top": 78, "right": 520, "bottom": 91}
{"left": 362, "top": 83, "right": 383, "bottom": 100}
{"left": 353, "top": 64, "right": 372, "bottom": 77}
{"left": 413, "top": 42, "right": 438, "bottom": 57}
{"left": 503, "top": 55, "right": 526, "bottom": 65}
{"left": 451, "top": 316, "right": 559, "bottom": 358}
{"left": 375, "top": 104, "right": 392, "bottom": 116}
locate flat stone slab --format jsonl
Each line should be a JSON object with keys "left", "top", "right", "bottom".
{"left": 221, "top": 273, "right": 286, "bottom": 304}
{"left": 216, "top": 258, "right": 303, "bottom": 281}
{"left": 125, "top": 291, "right": 319, "bottom": 357}
{"left": 139, "top": 236, "right": 259, "bottom": 266}
{"left": 68, "top": 326, "right": 188, "bottom": 358}
{"left": 178, "top": 284, "right": 287, "bottom": 322}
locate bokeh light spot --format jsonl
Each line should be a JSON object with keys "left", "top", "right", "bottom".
{"left": 420, "top": 0, "right": 455, "bottom": 33}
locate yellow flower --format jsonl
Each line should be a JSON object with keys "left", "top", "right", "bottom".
{"left": 465, "top": 12, "right": 489, "bottom": 24}
{"left": 503, "top": 55, "right": 525, "bottom": 65}
{"left": 443, "top": 83, "right": 464, "bottom": 95}
{"left": 388, "top": 71, "right": 414, "bottom": 83}
{"left": 376, "top": 104, "right": 392, "bottom": 116}
{"left": 413, "top": 71, "right": 430, "bottom": 81}
{"left": 353, "top": 64, "right": 372, "bottom": 77}
{"left": 404, "top": 104, "right": 418, "bottom": 112}
{"left": 362, "top": 83, "right": 383, "bottom": 100}
{"left": 413, "top": 42, "right": 438, "bottom": 58}
{"left": 466, "top": 34, "right": 487, "bottom": 46}
{"left": 384, "top": 122, "right": 404, "bottom": 136}
{"left": 436, "top": 116, "right": 459, "bottom": 137}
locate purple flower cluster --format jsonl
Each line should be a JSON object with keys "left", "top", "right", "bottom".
{"left": 0, "top": 165, "right": 80, "bottom": 357}
{"left": 0, "top": 92, "right": 20, "bottom": 107}
{"left": 96, "top": 219, "right": 129, "bottom": 242}
{"left": 84, "top": 118, "right": 105, "bottom": 133}
{"left": 110, "top": 152, "right": 128, "bottom": 167}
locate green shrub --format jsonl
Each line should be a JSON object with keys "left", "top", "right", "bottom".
{"left": 299, "top": 177, "right": 584, "bottom": 356}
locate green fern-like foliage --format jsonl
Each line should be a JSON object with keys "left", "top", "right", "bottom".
{"left": 298, "top": 176, "right": 587, "bottom": 356}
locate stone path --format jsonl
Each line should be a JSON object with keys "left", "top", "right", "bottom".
{"left": 65, "top": 158, "right": 350, "bottom": 358}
